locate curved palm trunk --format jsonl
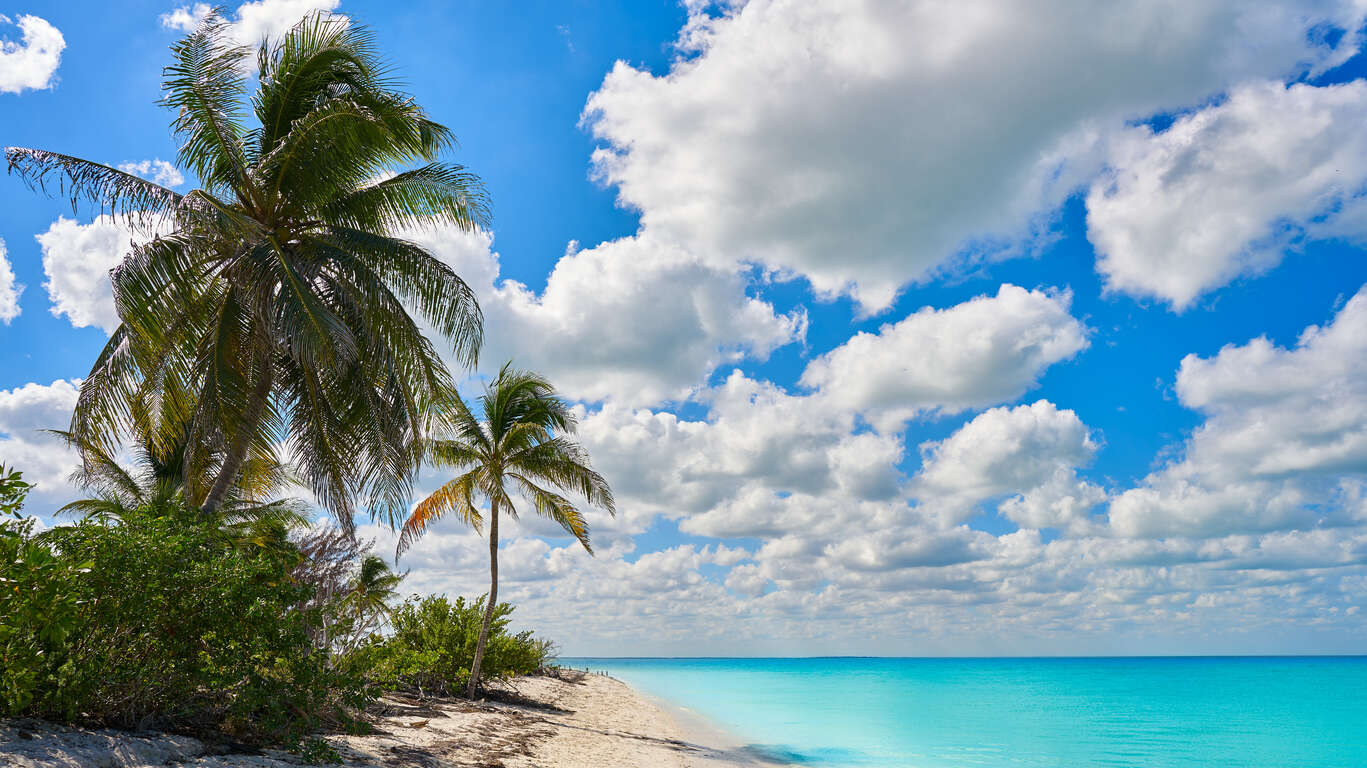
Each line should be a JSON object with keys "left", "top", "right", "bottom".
{"left": 466, "top": 496, "right": 499, "bottom": 697}
{"left": 201, "top": 361, "right": 274, "bottom": 517}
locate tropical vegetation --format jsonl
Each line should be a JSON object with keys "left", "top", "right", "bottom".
{"left": 1, "top": 494, "right": 363, "bottom": 741}
{"left": 0, "top": 468, "right": 557, "bottom": 743}
{"left": 0, "top": 6, "right": 611, "bottom": 751}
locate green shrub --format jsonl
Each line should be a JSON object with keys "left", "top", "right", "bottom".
{"left": 349, "top": 594, "right": 551, "bottom": 695}
{"left": 296, "top": 736, "right": 343, "bottom": 764}
{"left": 0, "top": 498, "right": 369, "bottom": 742}
{"left": 0, "top": 466, "right": 89, "bottom": 715}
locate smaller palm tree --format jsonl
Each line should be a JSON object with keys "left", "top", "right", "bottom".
{"left": 398, "top": 364, "right": 614, "bottom": 696}
{"left": 48, "top": 428, "right": 305, "bottom": 530}
{"left": 341, "top": 554, "right": 404, "bottom": 649}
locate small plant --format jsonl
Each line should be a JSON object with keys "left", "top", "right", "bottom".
{"left": 293, "top": 527, "right": 405, "bottom": 655}
{"left": 296, "top": 736, "right": 343, "bottom": 764}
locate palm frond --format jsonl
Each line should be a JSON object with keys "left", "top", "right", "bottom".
{"left": 327, "top": 163, "right": 490, "bottom": 233}
{"left": 399, "top": 467, "right": 483, "bottom": 556}
{"left": 254, "top": 12, "right": 388, "bottom": 154}
{"left": 508, "top": 474, "right": 593, "bottom": 553}
{"left": 318, "top": 227, "right": 483, "bottom": 368}
{"left": 278, "top": 355, "right": 363, "bottom": 533}
{"left": 54, "top": 496, "right": 130, "bottom": 523}
{"left": 45, "top": 429, "right": 145, "bottom": 506}
{"left": 4, "top": 148, "right": 184, "bottom": 228}
{"left": 163, "top": 10, "right": 252, "bottom": 196}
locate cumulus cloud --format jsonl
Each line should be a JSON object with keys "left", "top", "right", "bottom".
{"left": 1088, "top": 80, "right": 1367, "bottom": 309}
{"left": 404, "top": 226, "right": 806, "bottom": 406}
{"left": 233, "top": 0, "right": 340, "bottom": 44}
{"left": 0, "top": 14, "right": 64, "bottom": 94}
{"left": 398, "top": 296, "right": 1367, "bottom": 653}
{"left": 0, "top": 238, "right": 22, "bottom": 323}
{"left": 35, "top": 216, "right": 169, "bottom": 334}
{"left": 160, "top": 0, "right": 340, "bottom": 46}
{"left": 118, "top": 159, "right": 186, "bottom": 187}
{"left": 800, "top": 285, "right": 1087, "bottom": 431}
{"left": 0, "top": 380, "right": 80, "bottom": 504}
{"left": 826, "top": 526, "right": 996, "bottom": 572}
{"left": 1110, "top": 285, "right": 1367, "bottom": 538}
{"left": 556, "top": 285, "right": 1092, "bottom": 544}
{"left": 159, "top": 3, "right": 212, "bottom": 32}
{"left": 576, "top": 371, "right": 875, "bottom": 529}
{"left": 583, "top": 0, "right": 1366, "bottom": 312}
{"left": 915, "top": 400, "right": 1105, "bottom": 531}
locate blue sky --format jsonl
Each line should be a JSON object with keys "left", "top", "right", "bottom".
{"left": 3, "top": 1, "right": 1367, "bottom": 656}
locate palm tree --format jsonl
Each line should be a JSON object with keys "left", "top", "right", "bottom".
{"left": 398, "top": 364, "right": 614, "bottom": 695}
{"left": 5, "top": 11, "right": 488, "bottom": 531}
{"left": 47, "top": 427, "right": 306, "bottom": 532}
{"left": 340, "top": 554, "right": 405, "bottom": 651}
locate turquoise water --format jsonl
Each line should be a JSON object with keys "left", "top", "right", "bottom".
{"left": 560, "top": 657, "right": 1367, "bottom": 767}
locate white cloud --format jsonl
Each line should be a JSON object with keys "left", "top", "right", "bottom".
{"left": 159, "top": 3, "right": 212, "bottom": 32}
{"left": 0, "top": 238, "right": 22, "bottom": 323}
{"left": 160, "top": 0, "right": 340, "bottom": 46}
{"left": 0, "top": 14, "right": 64, "bottom": 94}
{"left": 405, "top": 226, "right": 806, "bottom": 407}
{"left": 583, "top": 0, "right": 1367, "bottom": 312}
{"left": 233, "top": 0, "right": 340, "bottom": 44}
{"left": 1088, "top": 80, "right": 1367, "bottom": 309}
{"left": 553, "top": 285, "right": 1092, "bottom": 543}
{"left": 118, "top": 159, "right": 186, "bottom": 187}
{"left": 825, "top": 526, "right": 996, "bottom": 572}
{"left": 915, "top": 400, "right": 1105, "bottom": 531}
{"left": 0, "top": 380, "right": 80, "bottom": 503}
{"left": 576, "top": 372, "right": 871, "bottom": 529}
{"left": 34, "top": 216, "right": 169, "bottom": 334}
{"left": 1110, "top": 285, "right": 1367, "bottom": 538}
{"left": 800, "top": 285, "right": 1087, "bottom": 431}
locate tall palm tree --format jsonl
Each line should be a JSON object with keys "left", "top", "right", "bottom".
{"left": 5, "top": 11, "right": 487, "bottom": 531}
{"left": 398, "top": 364, "right": 614, "bottom": 696}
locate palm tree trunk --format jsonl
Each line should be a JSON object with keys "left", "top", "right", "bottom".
{"left": 466, "top": 497, "right": 499, "bottom": 697}
{"left": 201, "top": 361, "right": 274, "bottom": 517}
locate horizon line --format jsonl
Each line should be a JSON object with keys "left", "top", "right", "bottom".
{"left": 556, "top": 653, "right": 1367, "bottom": 660}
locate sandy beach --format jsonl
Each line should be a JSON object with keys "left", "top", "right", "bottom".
{"left": 0, "top": 674, "right": 777, "bottom": 768}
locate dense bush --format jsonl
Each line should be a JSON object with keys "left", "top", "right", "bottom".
{"left": 2, "top": 460, "right": 560, "bottom": 749}
{"left": 0, "top": 497, "right": 369, "bottom": 742}
{"left": 0, "top": 466, "right": 89, "bottom": 717}
{"left": 350, "top": 594, "right": 554, "bottom": 695}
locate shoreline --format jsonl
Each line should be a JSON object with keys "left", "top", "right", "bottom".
{"left": 0, "top": 673, "right": 780, "bottom": 768}
{"left": 616, "top": 678, "right": 786, "bottom": 767}
{"left": 526, "top": 674, "right": 783, "bottom": 767}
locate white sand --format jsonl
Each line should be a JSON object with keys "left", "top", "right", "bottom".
{"left": 516, "top": 674, "right": 779, "bottom": 768}
{"left": 0, "top": 674, "right": 777, "bottom": 768}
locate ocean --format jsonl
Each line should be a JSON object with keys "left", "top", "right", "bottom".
{"left": 559, "top": 657, "right": 1367, "bottom": 767}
